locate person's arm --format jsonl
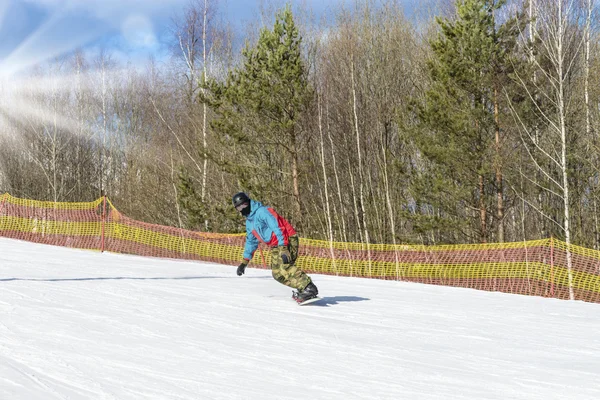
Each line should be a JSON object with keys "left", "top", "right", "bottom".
{"left": 237, "top": 228, "right": 259, "bottom": 276}
{"left": 242, "top": 228, "right": 259, "bottom": 261}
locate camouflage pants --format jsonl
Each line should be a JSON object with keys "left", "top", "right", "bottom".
{"left": 270, "top": 235, "right": 311, "bottom": 291}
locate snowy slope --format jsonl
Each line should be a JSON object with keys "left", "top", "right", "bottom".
{"left": 0, "top": 237, "right": 599, "bottom": 400}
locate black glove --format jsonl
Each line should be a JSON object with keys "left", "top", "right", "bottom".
{"left": 237, "top": 261, "right": 248, "bottom": 276}
{"left": 279, "top": 246, "right": 291, "bottom": 264}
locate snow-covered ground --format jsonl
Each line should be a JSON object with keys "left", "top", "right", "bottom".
{"left": 0, "top": 237, "right": 599, "bottom": 400}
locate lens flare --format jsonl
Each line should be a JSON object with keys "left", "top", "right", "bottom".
{"left": 0, "top": 66, "right": 134, "bottom": 143}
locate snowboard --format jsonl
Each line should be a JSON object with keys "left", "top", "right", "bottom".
{"left": 295, "top": 296, "right": 321, "bottom": 306}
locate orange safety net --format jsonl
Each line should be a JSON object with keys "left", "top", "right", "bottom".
{"left": 1, "top": 193, "right": 599, "bottom": 303}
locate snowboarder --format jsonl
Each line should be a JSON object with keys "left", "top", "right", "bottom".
{"left": 232, "top": 192, "right": 318, "bottom": 303}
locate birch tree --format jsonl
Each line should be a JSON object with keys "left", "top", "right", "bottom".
{"left": 509, "top": 0, "right": 588, "bottom": 299}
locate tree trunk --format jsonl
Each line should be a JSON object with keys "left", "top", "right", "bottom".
{"left": 594, "top": 197, "right": 599, "bottom": 250}
{"left": 529, "top": 0, "right": 546, "bottom": 240}
{"left": 291, "top": 125, "right": 302, "bottom": 227}
{"left": 201, "top": 0, "right": 209, "bottom": 231}
{"left": 479, "top": 173, "right": 487, "bottom": 243}
{"left": 494, "top": 86, "right": 503, "bottom": 242}
{"left": 100, "top": 56, "right": 108, "bottom": 197}
{"left": 382, "top": 122, "right": 400, "bottom": 278}
{"left": 318, "top": 94, "right": 337, "bottom": 273}
{"left": 326, "top": 102, "right": 348, "bottom": 243}
{"left": 557, "top": 1, "right": 574, "bottom": 300}
{"left": 347, "top": 155, "right": 362, "bottom": 243}
{"left": 585, "top": 0, "right": 591, "bottom": 141}
{"left": 351, "top": 57, "right": 371, "bottom": 273}
{"left": 52, "top": 78, "right": 58, "bottom": 203}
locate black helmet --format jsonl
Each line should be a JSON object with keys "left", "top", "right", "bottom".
{"left": 232, "top": 192, "right": 250, "bottom": 208}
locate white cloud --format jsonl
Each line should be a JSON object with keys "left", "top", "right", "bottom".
{"left": 0, "top": 6, "right": 105, "bottom": 77}
{"left": 0, "top": 0, "right": 189, "bottom": 77}
{"left": 122, "top": 14, "right": 157, "bottom": 49}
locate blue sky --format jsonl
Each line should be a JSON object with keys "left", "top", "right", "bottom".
{"left": 0, "top": 0, "right": 364, "bottom": 76}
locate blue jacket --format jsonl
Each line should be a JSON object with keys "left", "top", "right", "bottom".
{"left": 242, "top": 200, "right": 296, "bottom": 261}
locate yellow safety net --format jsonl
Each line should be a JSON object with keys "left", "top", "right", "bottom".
{"left": 1, "top": 193, "right": 599, "bottom": 303}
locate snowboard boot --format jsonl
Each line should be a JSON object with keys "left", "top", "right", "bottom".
{"left": 294, "top": 282, "right": 318, "bottom": 303}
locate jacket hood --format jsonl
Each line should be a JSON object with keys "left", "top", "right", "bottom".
{"left": 246, "top": 199, "right": 263, "bottom": 219}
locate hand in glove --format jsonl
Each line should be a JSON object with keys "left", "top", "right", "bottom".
{"left": 237, "top": 261, "right": 248, "bottom": 276}
{"left": 279, "top": 246, "right": 291, "bottom": 264}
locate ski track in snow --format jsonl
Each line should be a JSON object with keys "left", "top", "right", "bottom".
{"left": 0, "top": 237, "right": 599, "bottom": 399}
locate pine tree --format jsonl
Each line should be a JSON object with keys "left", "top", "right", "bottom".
{"left": 410, "top": 0, "right": 521, "bottom": 243}
{"left": 202, "top": 5, "right": 312, "bottom": 227}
